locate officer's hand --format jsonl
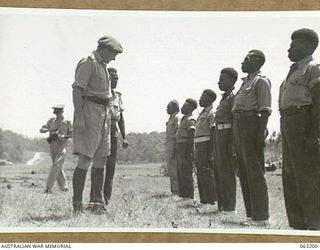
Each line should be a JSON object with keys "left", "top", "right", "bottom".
{"left": 122, "top": 139, "right": 129, "bottom": 149}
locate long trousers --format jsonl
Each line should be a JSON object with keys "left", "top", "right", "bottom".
{"left": 46, "top": 140, "right": 68, "bottom": 191}
{"left": 166, "top": 139, "right": 179, "bottom": 195}
{"left": 176, "top": 142, "right": 194, "bottom": 199}
{"left": 215, "top": 128, "right": 236, "bottom": 211}
{"left": 195, "top": 141, "right": 216, "bottom": 204}
{"left": 233, "top": 113, "right": 269, "bottom": 220}
{"left": 281, "top": 111, "right": 320, "bottom": 229}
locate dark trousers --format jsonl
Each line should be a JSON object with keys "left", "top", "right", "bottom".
{"left": 281, "top": 112, "right": 320, "bottom": 229}
{"left": 176, "top": 142, "right": 194, "bottom": 199}
{"left": 90, "top": 133, "right": 118, "bottom": 205}
{"left": 233, "top": 114, "right": 269, "bottom": 220}
{"left": 195, "top": 141, "right": 216, "bottom": 205}
{"left": 215, "top": 128, "right": 236, "bottom": 211}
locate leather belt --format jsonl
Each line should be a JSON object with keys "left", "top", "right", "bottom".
{"left": 216, "top": 123, "right": 232, "bottom": 130}
{"left": 176, "top": 138, "right": 188, "bottom": 143}
{"left": 233, "top": 110, "right": 258, "bottom": 118}
{"left": 194, "top": 136, "right": 211, "bottom": 143}
{"left": 279, "top": 105, "right": 312, "bottom": 117}
{"left": 82, "top": 96, "right": 109, "bottom": 106}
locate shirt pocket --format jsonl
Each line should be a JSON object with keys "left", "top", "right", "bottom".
{"left": 289, "top": 74, "right": 307, "bottom": 87}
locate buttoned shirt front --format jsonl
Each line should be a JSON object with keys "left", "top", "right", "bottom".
{"left": 43, "top": 117, "right": 72, "bottom": 138}
{"left": 72, "top": 50, "right": 112, "bottom": 99}
{"left": 233, "top": 71, "right": 272, "bottom": 114}
{"left": 215, "top": 90, "right": 234, "bottom": 124}
{"left": 109, "top": 90, "right": 124, "bottom": 122}
{"left": 166, "top": 112, "right": 180, "bottom": 140}
{"left": 279, "top": 56, "right": 320, "bottom": 110}
{"left": 176, "top": 114, "right": 196, "bottom": 139}
{"left": 195, "top": 105, "right": 215, "bottom": 137}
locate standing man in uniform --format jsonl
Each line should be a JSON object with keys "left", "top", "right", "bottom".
{"left": 194, "top": 89, "right": 217, "bottom": 213}
{"left": 175, "top": 98, "right": 197, "bottom": 205}
{"left": 165, "top": 99, "right": 180, "bottom": 195}
{"left": 40, "top": 104, "right": 72, "bottom": 193}
{"left": 279, "top": 28, "right": 320, "bottom": 230}
{"left": 215, "top": 68, "right": 238, "bottom": 218}
{"left": 232, "top": 50, "right": 271, "bottom": 226}
{"left": 72, "top": 36, "right": 123, "bottom": 214}
{"left": 87, "top": 67, "right": 129, "bottom": 209}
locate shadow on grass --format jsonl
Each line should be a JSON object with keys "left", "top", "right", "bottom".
{"left": 20, "top": 213, "right": 70, "bottom": 223}
{"left": 150, "top": 193, "right": 172, "bottom": 199}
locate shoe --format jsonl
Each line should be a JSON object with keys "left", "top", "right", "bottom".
{"left": 241, "top": 218, "right": 269, "bottom": 227}
{"left": 86, "top": 202, "right": 95, "bottom": 211}
{"left": 43, "top": 188, "right": 52, "bottom": 194}
{"left": 73, "top": 200, "right": 83, "bottom": 215}
{"left": 199, "top": 204, "right": 218, "bottom": 213}
{"left": 91, "top": 203, "right": 107, "bottom": 215}
{"left": 220, "top": 210, "right": 238, "bottom": 223}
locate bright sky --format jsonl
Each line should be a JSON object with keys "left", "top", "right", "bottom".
{"left": 0, "top": 8, "right": 319, "bottom": 138}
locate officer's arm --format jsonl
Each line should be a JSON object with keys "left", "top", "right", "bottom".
{"left": 118, "top": 113, "right": 128, "bottom": 148}
{"left": 309, "top": 78, "right": 320, "bottom": 140}
{"left": 72, "top": 87, "right": 85, "bottom": 129}
{"left": 187, "top": 128, "right": 195, "bottom": 155}
{"left": 40, "top": 120, "right": 51, "bottom": 133}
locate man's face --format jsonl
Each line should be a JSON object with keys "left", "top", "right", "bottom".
{"left": 218, "top": 72, "right": 235, "bottom": 92}
{"left": 241, "top": 53, "right": 259, "bottom": 74}
{"left": 166, "top": 102, "right": 177, "bottom": 115}
{"left": 288, "top": 38, "right": 311, "bottom": 62}
{"left": 100, "top": 47, "right": 118, "bottom": 64}
{"left": 53, "top": 108, "right": 63, "bottom": 116}
{"left": 199, "top": 92, "right": 212, "bottom": 108}
{"left": 181, "top": 102, "right": 193, "bottom": 115}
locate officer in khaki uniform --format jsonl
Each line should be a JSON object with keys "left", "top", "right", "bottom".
{"left": 165, "top": 99, "right": 180, "bottom": 195}
{"left": 40, "top": 105, "right": 72, "bottom": 193}
{"left": 194, "top": 89, "right": 217, "bottom": 213}
{"left": 232, "top": 50, "right": 271, "bottom": 227}
{"left": 72, "top": 35, "right": 123, "bottom": 214}
{"left": 175, "top": 98, "right": 197, "bottom": 204}
{"left": 88, "top": 67, "right": 129, "bottom": 209}
{"left": 279, "top": 28, "right": 320, "bottom": 230}
{"left": 215, "top": 68, "right": 238, "bottom": 216}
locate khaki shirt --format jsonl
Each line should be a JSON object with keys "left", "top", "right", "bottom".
{"left": 279, "top": 56, "right": 320, "bottom": 110}
{"left": 233, "top": 71, "right": 272, "bottom": 114}
{"left": 195, "top": 105, "right": 215, "bottom": 137}
{"left": 166, "top": 112, "right": 180, "bottom": 140}
{"left": 72, "top": 51, "right": 112, "bottom": 99}
{"left": 215, "top": 91, "right": 234, "bottom": 124}
{"left": 176, "top": 114, "right": 196, "bottom": 139}
{"left": 42, "top": 118, "right": 72, "bottom": 138}
{"left": 109, "top": 90, "right": 124, "bottom": 122}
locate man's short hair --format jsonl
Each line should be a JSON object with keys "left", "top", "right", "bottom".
{"left": 203, "top": 89, "right": 217, "bottom": 102}
{"left": 221, "top": 67, "right": 238, "bottom": 82}
{"left": 186, "top": 98, "right": 197, "bottom": 109}
{"left": 169, "top": 99, "right": 180, "bottom": 111}
{"left": 249, "top": 49, "right": 266, "bottom": 67}
{"left": 291, "top": 28, "right": 319, "bottom": 53}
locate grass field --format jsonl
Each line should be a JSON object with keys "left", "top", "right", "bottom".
{"left": 0, "top": 151, "right": 289, "bottom": 231}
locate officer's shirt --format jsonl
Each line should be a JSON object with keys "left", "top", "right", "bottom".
{"left": 166, "top": 112, "right": 180, "bottom": 140}
{"left": 195, "top": 105, "right": 215, "bottom": 137}
{"left": 279, "top": 55, "right": 320, "bottom": 110}
{"left": 109, "top": 90, "right": 124, "bottom": 122}
{"left": 175, "top": 114, "right": 196, "bottom": 139}
{"left": 233, "top": 71, "right": 272, "bottom": 114}
{"left": 215, "top": 91, "right": 234, "bottom": 124}
{"left": 72, "top": 50, "right": 112, "bottom": 100}
{"left": 42, "top": 118, "right": 72, "bottom": 138}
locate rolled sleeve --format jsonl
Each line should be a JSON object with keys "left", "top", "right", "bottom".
{"left": 208, "top": 112, "right": 215, "bottom": 128}
{"left": 308, "top": 64, "right": 320, "bottom": 90}
{"left": 72, "top": 58, "right": 93, "bottom": 90}
{"left": 187, "top": 118, "right": 196, "bottom": 131}
{"left": 257, "top": 78, "right": 272, "bottom": 115}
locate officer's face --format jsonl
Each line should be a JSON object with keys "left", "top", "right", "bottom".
{"left": 53, "top": 108, "right": 63, "bottom": 116}
{"left": 288, "top": 38, "right": 311, "bottom": 62}
{"left": 181, "top": 102, "right": 193, "bottom": 115}
{"left": 199, "top": 92, "right": 212, "bottom": 108}
{"left": 101, "top": 47, "right": 118, "bottom": 63}
{"left": 241, "top": 53, "right": 259, "bottom": 74}
{"left": 218, "top": 73, "right": 235, "bottom": 92}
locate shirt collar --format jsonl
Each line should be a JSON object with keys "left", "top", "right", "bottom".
{"left": 204, "top": 104, "right": 213, "bottom": 112}
{"left": 241, "top": 70, "right": 261, "bottom": 81}
{"left": 170, "top": 111, "right": 179, "bottom": 119}
{"left": 295, "top": 55, "right": 313, "bottom": 71}
{"left": 222, "top": 89, "right": 233, "bottom": 98}
{"left": 93, "top": 50, "right": 105, "bottom": 64}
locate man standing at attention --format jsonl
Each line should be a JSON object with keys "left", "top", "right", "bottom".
{"left": 40, "top": 104, "right": 72, "bottom": 193}
{"left": 194, "top": 89, "right": 217, "bottom": 213}
{"left": 72, "top": 36, "right": 123, "bottom": 214}
{"left": 175, "top": 98, "right": 197, "bottom": 205}
{"left": 279, "top": 28, "right": 320, "bottom": 230}
{"left": 165, "top": 99, "right": 180, "bottom": 195}
{"left": 214, "top": 68, "right": 238, "bottom": 218}
{"left": 232, "top": 50, "right": 271, "bottom": 227}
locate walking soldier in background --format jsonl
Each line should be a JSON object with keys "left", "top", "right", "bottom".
{"left": 279, "top": 28, "right": 320, "bottom": 230}
{"left": 232, "top": 50, "right": 271, "bottom": 227}
{"left": 165, "top": 99, "right": 180, "bottom": 195}
{"left": 175, "top": 98, "right": 197, "bottom": 205}
{"left": 215, "top": 68, "right": 238, "bottom": 218}
{"left": 40, "top": 104, "right": 72, "bottom": 193}
{"left": 71, "top": 35, "right": 123, "bottom": 214}
{"left": 88, "top": 67, "right": 129, "bottom": 210}
{"left": 194, "top": 89, "right": 217, "bottom": 213}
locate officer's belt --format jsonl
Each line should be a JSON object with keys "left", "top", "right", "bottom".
{"left": 194, "top": 136, "right": 211, "bottom": 143}
{"left": 176, "top": 138, "right": 189, "bottom": 143}
{"left": 82, "top": 95, "right": 109, "bottom": 106}
{"left": 279, "top": 105, "right": 312, "bottom": 117}
{"left": 166, "top": 137, "right": 176, "bottom": 141}
{"left": 233, "top": 110, "right": 258, "bottom": 118}
{"left": 216, "top": 123, "right": 232, "bottom": 130}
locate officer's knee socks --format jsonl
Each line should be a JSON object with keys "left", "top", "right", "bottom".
{"left": 90, "top": 167, "right": 104, "bottom": 203}
{"left": 72, "top": 167, "right": 87, "bottom": 211}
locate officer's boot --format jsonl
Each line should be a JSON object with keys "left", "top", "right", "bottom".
{"left": 72, "top": 167, "right": 87, "bottom": 214}
{"left": 90, "top": 167, "right": 106, "bottom": 214}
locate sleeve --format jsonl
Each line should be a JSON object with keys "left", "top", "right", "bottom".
{"left": 256, "top": 77, "right": 272, "bottom": 115}
{"left": 72, "top": 57, "right": 94, "bottom": 90}
{"left": 118, "top": 93, "right": 125, "bottom": 112}
{"left": 308, "top": 63, "right": 320, "bottom": 90}
{"left": 187, "top": 117, "right": 196, "bottom": 131}
{"left": 208, "top": 112, "right": 215, "bottom": 128}
{"left": 42, "top": 118, "right": 53, "bottom": 130}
